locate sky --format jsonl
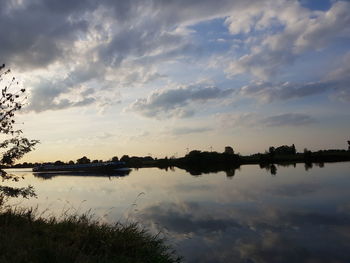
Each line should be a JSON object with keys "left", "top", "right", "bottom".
{"left": 1, "top": 0, "right": 349, "bottom": 163}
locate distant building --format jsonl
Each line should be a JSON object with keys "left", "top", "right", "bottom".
{"left": 224, "top": 146, "right": 234, "bottom": 154}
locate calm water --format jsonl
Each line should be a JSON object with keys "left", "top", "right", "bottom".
{"left": 3, "top": 162, "right": 350, "bottom": 263}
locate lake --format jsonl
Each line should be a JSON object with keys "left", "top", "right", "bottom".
{"left": 3, "top": 162, "right": 350, "bottom": 263}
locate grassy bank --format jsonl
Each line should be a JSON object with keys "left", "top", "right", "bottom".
{"left": 0, "top": 206, "right": 181, "bottom": 263}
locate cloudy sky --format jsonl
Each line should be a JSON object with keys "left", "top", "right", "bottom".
{"left": 1, "top": 0, "right": 349, "bottom": 162}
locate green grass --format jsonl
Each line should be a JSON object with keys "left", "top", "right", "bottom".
{"left": 0, "top": 206, "right": 181, "bottom": 263}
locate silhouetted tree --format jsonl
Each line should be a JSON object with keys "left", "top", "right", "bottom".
{"left": 0, "top": 64, "right": 39, "bottom": 199}
{"left": 120, "top": 155, "right": 130, "bottom": 163}
{"left": 274, "top": 144, "right": 296, "bottom": 155}
{"left": 348, "top": 140, "right": 350, "bottom": 151}
{"left": 187, "top": 150, "right": 201, "bottom": 157}
{"left": 304, "top": 148, "right": 312, "bottom": 159}
{"left": 270, "top": 164, "right": 277, "bottom": 176}
{"left": 225, "top": 169, "right": 236, "bottom": 178}
{"left": 224, "top": 146, "right": 234, "bottom": 154}
{"left": 111, "top": 156, "right": 119, "bottom": 162}
{"left": 76, "top": 156, "right": 90, "bottom": 164}
{"left": 268, "top": 146, "right": 275, "bottom": 158}
{"left": 291, "top": 144, "right": 296, "bottom": 154}
{"left": 305, "top": 162, "right": 313, "bottom": 171}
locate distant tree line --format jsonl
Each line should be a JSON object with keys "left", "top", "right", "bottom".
{"left": 11, "top": 141, "right": 350, "bottom": 174}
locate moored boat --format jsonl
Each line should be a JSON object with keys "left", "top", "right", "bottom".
{"left": 33, "top": 161, "right": 131, "bottom": 173}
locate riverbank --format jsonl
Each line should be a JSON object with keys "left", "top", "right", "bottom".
{"left": 150, "top": 149, "right": 350, "bottom": 175}
{"left": 0, "top": 205, "right": 181, "bottom": 263}
{"left": 8, "top": 147, "right": 350, "bottom": 176}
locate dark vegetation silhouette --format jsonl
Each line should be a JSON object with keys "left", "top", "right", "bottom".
{"left": 0, "top": 209, "right": 182, "bottom": 263}
{"left": 150, "top": 143, "right": 349, "bottom": 175}
{"left": 0, "top": 64, "right": 38, "bottom": 199}
{"left": 76, "top": 156, "right": 91, "bottom": 164}
{"left": 12, "top": 142, "right": 350, "bottom": 177}
{"left": 169, "top": 150, "right": 240, "bottom": 176}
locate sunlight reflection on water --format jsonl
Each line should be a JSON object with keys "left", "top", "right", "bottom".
{"left": 4, "top": 162, "right": 350, "bottom": 263}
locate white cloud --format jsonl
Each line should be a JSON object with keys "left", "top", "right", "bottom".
{"left": 127, "top": 84, "right": 235, "bottom": 119}
{"left": 236, "top": 51, "right": 350, "bottom": 104}
{"left": 226, "top": 1, "right": 350, "bottom": 79}
{"left": 1, "top": 0, "right": 349, "bottom": 115}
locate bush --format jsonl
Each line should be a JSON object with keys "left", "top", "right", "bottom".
{"left": 0, "top": 205, "right": 181, "bottom": 263}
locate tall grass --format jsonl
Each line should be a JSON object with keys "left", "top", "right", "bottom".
{"left": 0, "top": 204, "right": 182, "bottom": 263}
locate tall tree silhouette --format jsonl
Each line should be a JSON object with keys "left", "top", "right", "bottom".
{"left": 0, "top": 64, "right": 39, "bottom": 199}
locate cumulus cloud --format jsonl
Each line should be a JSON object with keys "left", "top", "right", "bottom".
{"left": 226, "top": 1, "right": 350, "bottom": 79}
{"left": 26, "top": 80, "right": 97, "bottom": 112}
{"left": 0, "top": 0, "right": 244, "bottom": 70}
{"left": 0, "top": 1, "right": 90, "bottom": 69}
{"left": 25, "top": 72, "right": 123, "bottom": 113}
{"left": 1, "top": 0, "right": 349, "bottom": 114}
{"left": 0, "top": 0, "right": 243, "bottom": 113}
{"left": 235, "top": 50, "right": 350, "bottom": 104}
{"left": 127, "top": 84, "right": 235, "bottom": 119}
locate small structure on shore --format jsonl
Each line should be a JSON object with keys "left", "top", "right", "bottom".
{"left": 224, "top": 146, "right": 234, "bottom": 155}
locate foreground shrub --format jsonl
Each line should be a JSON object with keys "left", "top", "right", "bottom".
{"left": 0, "top": 206, "right": 181, "bottom": 263}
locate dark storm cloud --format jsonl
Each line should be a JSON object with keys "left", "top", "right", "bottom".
{"left": 127, "top": 85, "right": 235, "bottom": 118}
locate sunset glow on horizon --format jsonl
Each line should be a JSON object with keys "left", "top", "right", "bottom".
{"left": 1, "top": 0, "right": 349, "bottom": 163}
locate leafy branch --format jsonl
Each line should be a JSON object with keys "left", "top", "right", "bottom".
{"left": 0, "top": 64, "right": 39, "bottom": 199}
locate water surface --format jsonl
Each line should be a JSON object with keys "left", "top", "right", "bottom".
{"left": 4, "top": 162, "right": 350, "bottom": 263}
